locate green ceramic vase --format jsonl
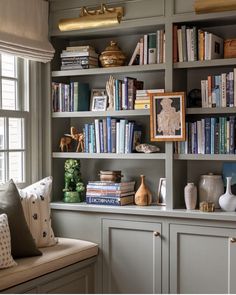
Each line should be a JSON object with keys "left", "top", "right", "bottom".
{"left": 63, "top": 191, "right": 82, "bottom": 203}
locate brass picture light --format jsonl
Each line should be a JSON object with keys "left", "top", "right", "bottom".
{"left": 58, "top": 4, "right": 124, "bottom": 32}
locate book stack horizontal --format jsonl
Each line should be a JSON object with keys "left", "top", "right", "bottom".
{"left": 134, "top": 88, "right": 165, "bottom": 110}
{"left": 200, "top": 69, "right": 236, "bottom": 108}
{"left": 83, "top": 117, "right": 142, "bottom": 154}
{"left": 60, "top": 45, "right": 99, "bottom": 70}
{"left": 86, "top": 181, "right": 135, "bottom": 206}
{"left": 52, "top": 82, "right": 90, "bottom": 112}
{"left": 129, "top": 30, "right": 165, "bottom": 66}
{"left": 173, "top": 25, "right": 224, "bottom": 62}
{"left": 174, "top": 116, "right": 236, "bottom": 155}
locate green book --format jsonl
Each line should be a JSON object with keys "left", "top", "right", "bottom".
{"left": 72, "top": 82, "right": 90, "bottom": 111}
{"left": 148, "top": 33, "right": 157, "bottom": 64}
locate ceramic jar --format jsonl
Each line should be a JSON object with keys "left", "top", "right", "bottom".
{"left": 219, "top": 177, "right": 236, "bottom": 212}
{"left": 184, "top": 183, "right": 197, "bottom": 210}
{"left": 99, "top": 170, "right": 122, "bottom": 182}
{"left": 99, "top": 41, "right": 126, "bottom": 67}
{"left": 198, "top": 173, "right": 224, "bottom": 208}
{"left": 134, "top": 175, "right": 152, "bottom": 206}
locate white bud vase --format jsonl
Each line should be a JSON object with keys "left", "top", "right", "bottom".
{"left": 184, "top": 183, "right": 197, "bottom": 210}
{"left": 219, "top": 177, "right": 236, "bottom": 212}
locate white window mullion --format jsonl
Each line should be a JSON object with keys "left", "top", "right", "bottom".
{"left": 5, "top": 117, "right": 9, "bottom": 182}
{"left": 0, "top": 55, "right": 2, "bottom": 110}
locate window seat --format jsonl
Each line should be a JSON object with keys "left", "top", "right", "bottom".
{"left": 0, "top": 237, "right": 98, "bottom": 293}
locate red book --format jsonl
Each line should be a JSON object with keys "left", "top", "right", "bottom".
{"left": 173, "top": 25, "right": 178, "bottom": 63}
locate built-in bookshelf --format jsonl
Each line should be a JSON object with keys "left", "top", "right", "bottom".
{"left": 50, "top": 0, "right": 236, "bottom": 210}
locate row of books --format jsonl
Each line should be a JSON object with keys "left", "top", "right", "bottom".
{"left": 111, "top": 77, "right": 143, "bottom": 110}
{"left": 52, "top": 82, "right": 90, "bottom": 112}
{"left": 174, "top": 116, "right": 236, "bottom": 155}
{"left": 134, "top": 88, "right": 164, "bottom": 110}
{"left": 129, "top": 30, "right": 165, "bottom": 66}
{"left": 86, "top": 181, "right": 135, "bottom": 206}
{"left": 60, "top": 45, "right": 99, "bottom": 70}
{"left": 83, "top": 118, "right": 142, "bottom": 154}
{"left": 173, "top": 25, "right": 224, "bottom": 62}
{"left": 200, "top": 69, "right": 236, "bottom": 108}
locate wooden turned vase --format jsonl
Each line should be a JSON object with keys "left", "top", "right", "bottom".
{"left": 135, "top": 175, "right": 152, "bottom": 206}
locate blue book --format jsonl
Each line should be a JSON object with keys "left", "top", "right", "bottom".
{"left": 86, "top": 195, "right": 134, "bottom": 206}
{"left": 229, "top": 116, "right": 235, "bottom": 154}
{"left": 115, "top": 79, "right": 120, "bottom": 110}
{"left": 210, "top": 118, "right": 216, "bottom": 154}
{"left": 84, "top": 124, "right": 89, "bottom": 153}
{"left": 99, "top": 121, "right": 104, "bottom": 153}
{"left": 205, "top": 118, "right": 211, "bottom": 154}
{"left": 106, "top": 117, "right": 111, "bottom": 153}
{"left": 90, "top": 123, "right": 96, "bottom": 153}
{"left": 213, "top": 75, "right": 221, "bottom": 107}
{"left": 111, "top": 119, "right": 116, "bottom": 153}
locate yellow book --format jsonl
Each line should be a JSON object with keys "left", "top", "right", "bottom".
{"left": 135, "top": 99, "right": 150, "bottom": 104}
{"left": 134, "top": 103, "right": 150, "bottom": 109}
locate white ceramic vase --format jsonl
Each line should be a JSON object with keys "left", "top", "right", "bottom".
{"left": 198, "top": 173, "right": 224, "bottom": 208}
{"left": 184, "top": 183, "right": 197, "bottom": 210}
{"left": 219, "top": 177, "right": 236, "bottom": 212}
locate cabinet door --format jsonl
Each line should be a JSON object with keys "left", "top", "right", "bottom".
{"left": 170, "top": 224, "right": 236, "bottom": 294}
{"left": 102, "top": 219, "right": 162, "bottom": 294}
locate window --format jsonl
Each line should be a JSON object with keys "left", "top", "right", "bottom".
{"left": 0, "top": 54, "right": 29, "bottom": 184}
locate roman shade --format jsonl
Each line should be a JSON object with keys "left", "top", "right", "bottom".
{"left": 0, "top": 0, "right": 54, "bottom": 63}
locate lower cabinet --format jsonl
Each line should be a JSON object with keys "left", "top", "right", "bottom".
{"left": 102, "top": 219, "right": 162, "bottom": 294}
{"left": 169, "top": 224, "right": 236, "bottom": 294}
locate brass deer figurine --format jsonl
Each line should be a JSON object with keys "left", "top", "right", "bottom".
{"left": 59, "top": 136, "right": 72, "bottom": 152}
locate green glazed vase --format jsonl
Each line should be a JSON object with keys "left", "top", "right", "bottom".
{"left": 63, "top": 191, "right": 82, "bottom": 203}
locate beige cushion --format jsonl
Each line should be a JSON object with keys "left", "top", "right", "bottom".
{"left": 0, "top": 237, "right": 98, "bottom": 291}
{"left": 19, "top": 177, "right": 57, "bottom": 247}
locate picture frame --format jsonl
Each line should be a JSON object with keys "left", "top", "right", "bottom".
{"left": 150, "top": 92, "right": 185, "bottom": 141}
{"left": 90, "top": 88, "right": 107, "bottom": 111}
{"left": 157, "top": 178, "right": 166, "bottom": 206}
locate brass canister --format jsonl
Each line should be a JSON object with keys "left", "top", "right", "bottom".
{"left": 99, "top": 41, "right": 126, "bottom": 67}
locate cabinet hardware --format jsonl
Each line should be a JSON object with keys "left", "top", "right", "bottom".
{"left": 153, "top": 231, "right": 160, "bottom": 237}
{"left": 230, "top": 238, "right": 236, "bottom": 243}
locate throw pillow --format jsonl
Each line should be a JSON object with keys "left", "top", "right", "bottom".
{"left": 0, "top": 214, "right": 17, "bottom": 268}
{"left": 19, "top": 176, "right": 57, "bottom": 248}
{"left": 0, "top": 180, "right": 41, "bottom": 258}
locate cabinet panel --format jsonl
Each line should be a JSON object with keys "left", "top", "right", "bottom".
{"left": 102, "top": 219, "right": 162, "bottom": 294}
{"left": 170, "top": 224, "right": 236, "bottom": 294}
{"left": 174, "top": 0, "right": 194, "bottom": 14}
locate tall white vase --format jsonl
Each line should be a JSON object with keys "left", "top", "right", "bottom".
{"left": 219, "top": 177, "right": 236, "bottom": 212}
{"left": 184, "top": 183, "right": 197, "bottom": 210}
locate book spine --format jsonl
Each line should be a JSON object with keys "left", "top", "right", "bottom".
{"left": 127, "top": 78, "right": 136, "bottom": 110}
{"left": 177, "top": 28, "right": 183, "bottom": 62}
{"left": 214, "top": 120, "right": 219, "bottom": 154}
{"left": 205, "top": 117, "right": 211, "bottom": 154}
{"left": 148, "top": 33, "right": 157, "bottom": 64}
{"left": 124, "top": 122, "right": 129, "bottom": 154}
{"left": 84, "top": 123, "right": 89, "bottom": 153}
{"left": 207, "top": 75, "right": 212, "bottom": 107}
{"left": 210, "top": 118, "right": 215, "bottom": 154}
{"left": 181, "top": 25, "right": 187, "bottom": 62}
{"left": 229, "top": 71, "right": 234, "bottom": 107}
{"left": 94, "top": 119, "right": 100, "bottom": 153}
{"left": 116, "top": 121, "right": 120, "bottom": 153}
{"left": 229, "top": 116, "right": 235, "bottom": 154}
{"left": 139, "top": 37, "right": 144, "bottom": 65}
{"left": 192, "top": 26, "right": 198, "bottom": 61}
{"left": 107, "top": 117, "right": 111, "bottom": 153}
{"left": 234, "top": 68, "right": 236, "bottom": 106}
{"left": 86, "top": 196, "right": 133, "bottom": 206}
{"left": 221, "top": 73, "right": 227, "bottom": 107}
{"left": 99, "top": 121, "right": 104, "bottom": 153}
{"left": 111, "top": 119, "right": 116, "bottom": 153}
{"left": 119, "top": 119, "right": 126, "bottom": 154}
{"left": 102, "top": 118, "right": 107, "bottom": 153}
{"left": 143, "top": 34, "right": 148, "bottom": 65}
{"left": 173, "top": 25, "right": 178, "bottom": 63}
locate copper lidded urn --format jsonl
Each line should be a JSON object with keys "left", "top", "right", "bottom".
{"left": 99, "top": 40, "right": 126, "bottom": 67}
{"left": 135, "top": 175, "right": 152, "bottom": 206}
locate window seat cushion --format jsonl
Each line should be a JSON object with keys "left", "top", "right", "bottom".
{"left": 0, "top": 237, "right": 98, "bottom": 291}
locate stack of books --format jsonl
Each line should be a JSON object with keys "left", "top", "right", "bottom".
{"left": 60, "top": 45, "right": 99, "bottom": 70}
{"left": 134, "top": 88, "right": 165, "bottom": 109}
{"left": 129, "top": 30, "right": 165, "bottom": 65}
{"left": 86, "top": 181, "right": 135, "bottom": 206}
{"left": 173, "top": 25, "right": 224, "bottom": 62}
{"left": 83, "top": 117, "right": 142, "bottom": 154}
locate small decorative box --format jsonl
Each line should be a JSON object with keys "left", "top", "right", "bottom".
{"left": 224, "top": 39, "right": 236, "bottom": 58}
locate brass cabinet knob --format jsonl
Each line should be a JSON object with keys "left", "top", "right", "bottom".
{"left": 230, "top": 238, "right": 236, "bottom": 243}
{"left": 153, "top": 231, "right": 160, "bottom": 237}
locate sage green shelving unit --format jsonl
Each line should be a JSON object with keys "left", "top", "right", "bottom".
{"left": 49, "top": 0, "right": 236, "bottom": 210}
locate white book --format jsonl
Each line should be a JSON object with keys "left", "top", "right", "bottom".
{"left": 119, "top": 119, "right": 126, "bottom": 154}
{"left": 221, "top": 73, "right": 227, "bottom": 107}
{"left": 66, "top": 45, "right": 95, "bottom": 51}
{"left": 201, "top": 80, "right": 206, "bottom": 108}
{"left": 163, "top": 32, "right": 166, "bottom": 63}
{"left": 208, "top": 33, "right": 224, "bottom": 60}
{"left": 94, "top": 119, "right": 100, "bottom": 153}
{"left": 61, "top": 50, "right": 98, "bottom": 58}
{"left": 205, "top": 80, "right": 209, "bottom": 108}
{"left": 121, "top": 82, "right": 126, "bottom": 110}
{"left": 186, "top": 28, "right": 191, "bottom": 62}
{"left": 177, "top": 29, "right": 183, "bottom": 62}
{"left": 124, "top": 123, "right": 129, "bottom": 154}
{"left": 156, "top": 30, "right": 160, "bottom": 64}
{"left": 143, "top": 34, "right": 148, "bottom": 65}
{"left": 139, "top": 37, "right": 144, "bottom": 65}
{"left": 197, "top": 120, "right": 202, "bottom": 154}
{"left": 128, "top": 42, "right": 140, "bottom": 66}
{"left": 190, "top": 28, "right": 195, "bottom": 61}
{"left": 116, "top": 122, "right": 120, "bottom": 154}
{"left": 204, "top": 31, "right": 210, "bottom": 60}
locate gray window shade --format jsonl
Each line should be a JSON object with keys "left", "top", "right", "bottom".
{"left": 0, "top": 0, "right": 54, "bottom": 63}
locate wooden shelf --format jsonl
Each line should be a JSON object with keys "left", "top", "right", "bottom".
{"left": 186, "top": 107, "right": 236, "bottom": 115}
{"left": 52, "top": 63, "right": 165, "bottom": 77}
{"left": 53, "top": 152, "right": 166, "bottom": 160}
{"left": 174, "top": 154, "right": 236, "bottom": 161}
{"left": 174, "top": 58, "right": 236, "bottom": 69}
{"left": 52, "top": 109, "right": 150, "bottom": 118}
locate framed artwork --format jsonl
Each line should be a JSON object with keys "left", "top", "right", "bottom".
{"left": 157, "top": 178, "right": 166, "bottom": 206}
{"left": 90, "top": 89, "right": 107, "bottom": 111}
{"left": 150, "top": 92, "right": 185, "bottom": 141}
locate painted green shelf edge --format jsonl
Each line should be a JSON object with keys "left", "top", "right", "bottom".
{"left": 186, "top": 107, "right": 236, "bottom": 115}
{"left": 174, "top": 154, "right": 236, "bottom": 161}
{"left": 52, "top": 63, "right": 165, "bottom": 77}
{"left": 53, "top": 152, "right": 166, "bottom": 160}
{"left": 174, "top": 58, "right": 236, "bottom": 69}
{"left": 52, "top": 109, "right": 150, "bottom": 118}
